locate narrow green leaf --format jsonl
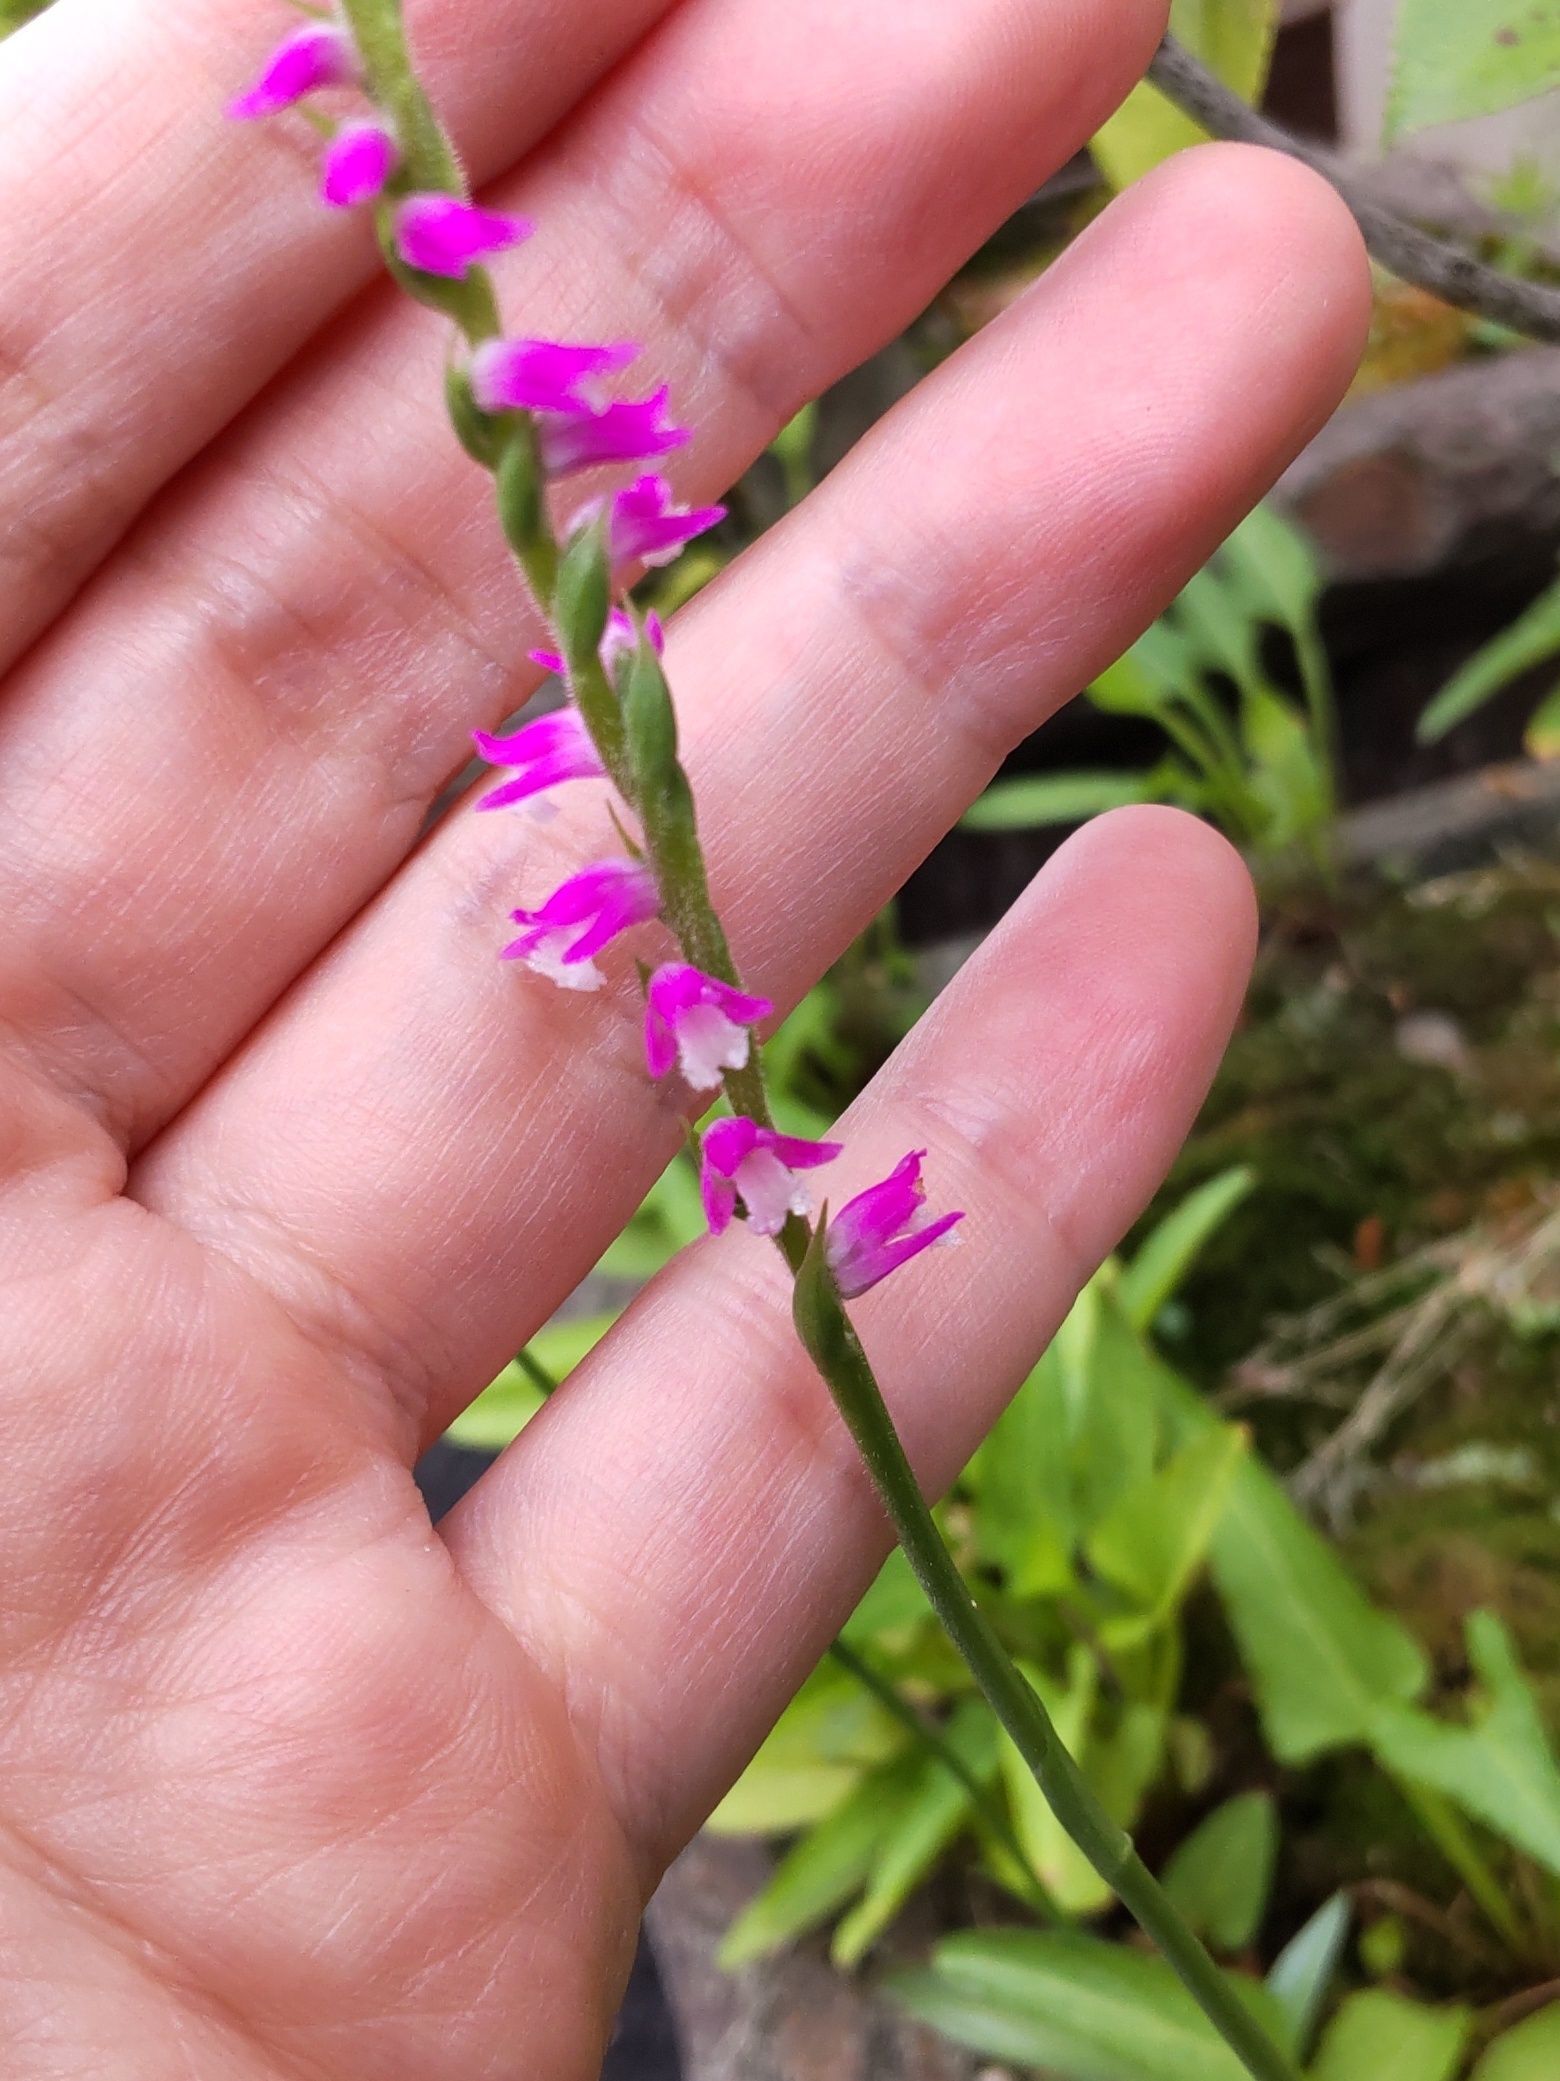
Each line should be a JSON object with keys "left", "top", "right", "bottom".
{"left": 1309, "top": 1990, "right": 1471, "bottom": 2081}
{"left": 1058, "top": 1283, "right": 1162, "bottom": 1534}
{"left": 963, "top": 771, "right": 1162, "bottom": 832}
{"left": 1522, "top": 680, "right": 1560, "bottom": 761}
{"left": 710, "top": 1661, "right": 900, "bottom": 1837}
{"left": 831, "top": 1702, "right": 996, "bottom": 1968}
{"left": 444, "top": 1359, "right": 549, "bottom": 1452}
{"left": 969, "top": 1346, "right": 1076, "bottom": 1598}
{"left": 718, "top": 1749, "right": 920, "bottom": 1968}
{"left": 1217, "top": 506, "right": 1322, "bottom": 639}
{"left": 1265, "top": 1892, "right": 1350, "bottom": 2056}
{"left": 1094, "top": 0, "right": 1280, "bottom": 189}
{"left": 1088, "top": 1425, "right": 1248, "bottom": 1637}
{"left": 1368, "top": 1612, "right": 1560, "bottom": 1878}
{"left": 1387, "top": 0, "right": 1560, "bottom": 138}
{"left": 889, "top": 1928, "right": 1288, "bottom": 2081}
{"left": 1471, "top": 2001, "right": 1560, "bottom": 2080}
{"left": 1120, "top": 1167, "right": 1257, "bottom": 1331}
{"left": 1418, "top": 572, "right": 1560, "bottom": 742}
{"left": 1160, "top": 1792, "right": 1278, "bottom": 1952}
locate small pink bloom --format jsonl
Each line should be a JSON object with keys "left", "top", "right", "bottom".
{"left": 644, "top": 964, "right": 773, "bottom": 1091}
{"left": 471, "top": 709, "right": 603, "bottom": 810}
{"left": 228, "top": 24, "right": 358, "bottom": 120}
{"left": 320, "top": 119, "right": 399, "bottom": 209}
{"left": 701, "top": 1117, "right": 843, "bottom": 1238}
{"left": 503, "top": 860, "right": 659, "bottom": 990}
{"left": 825, "top": 1152, "right": 964, "bottom": 1300}
{"left": 395, "top": 195, "right": 533, "bottom": 279}
{"left": 529, "top": 609, "right": 663, "bottom": 681}
{"left": 470, "top": 339, "right": 638, "bottom": 417}
{"left": 539, "top": 388, "right": 690, "bottom": 480}
{"left": 601, "top": 474, "right": 727, "bottom": 570}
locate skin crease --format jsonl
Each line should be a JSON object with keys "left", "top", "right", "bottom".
{"left": 0, "top": 0, "right": 1370, "bottom": 2075}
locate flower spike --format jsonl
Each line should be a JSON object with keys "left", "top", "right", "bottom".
{"left": 644, "top": 964, "right": 773, "bottom": 1091}
{"left": 701, "top": 1118, "right": 843, "bottom": 1238}
{"left": 471, "top": 709, "right": 604, "bottom": 810}
{"left": 395, "top": 195, "right": 534, "bottom": 280}
{"left": 503, "top": 861, "right": 659, "bottom": 990}
{"left": 539, "top": 388, "right": 690, "bottom": 480}
{"left": 530, "top": 608, "right": 663, "bottom": 682}
{"left": 320, "top": 120, "right": 399, "bottom": 210}
{"left": 825, "top": 1151, "right": 964, "bottom": 1299}
{"left": 470, "top": 339, "right": 639, "bottom": 417}
{"left": 601, "top": 475, "right": 727, "bottom": 570}
{"left": 227, "top": 25, "right": 358, "bottom": 121}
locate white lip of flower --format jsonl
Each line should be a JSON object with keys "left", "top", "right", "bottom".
{"left": 517, "top": 934, "right": 606, "bottom": 992}
{"left": 676, "top": 1006, "right": 752, "bottom": 1091}
{"left": 734, "top": 1149, "right": 817, "bottom": 1236}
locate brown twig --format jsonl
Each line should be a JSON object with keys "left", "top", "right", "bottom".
{"left": 1146, "top": 37, "right": 1560, "bottom": 346}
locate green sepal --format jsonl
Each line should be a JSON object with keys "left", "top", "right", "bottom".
{"left": 444, "top": 363, "right": 499, "bottom": 469}
{"left": 496, "top": 433, "right": 544, "bottom": 561}
{"left": 793, "top": 1208, "right": 847, "bottom": 1380}
{"left": 555, "top": 525, "right": 612, "bottom": 670}
{"left": 623, "top": 640, "right": 683, "bottom": 803}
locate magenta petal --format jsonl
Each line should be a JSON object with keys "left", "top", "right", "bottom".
{"left": 765, "top": 1133, "right": 845, "bottom": 1171}
{"left": 471, "top": 338, "right": 639, "bottom": 416}
{"left": 528, "top": 647, "right": 567, "bottom": 675}
{"left": 395, "top": 195, "right": 534, "bottom": 280}
{"left": 320, "top": 120, "right": 399, "bottom": 209}
{"left": 538, "top": 388, "right": 691, "bottom": 480}
{"left": 228, "top": 26, "right": 357, "bottom": 120}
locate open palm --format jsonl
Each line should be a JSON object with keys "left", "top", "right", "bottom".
{"left": 0, "top": 1, "right": 1366, "bottom": 2074}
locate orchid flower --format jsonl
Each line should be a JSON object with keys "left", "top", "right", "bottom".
{"left": 530, "top": 608, "right": 664, "bottom": 682}
{"left": 320, "top": 119, "right": 399, "bottom": 210}
{"left": 825, "top": 1151, "right": 964, "bottom": 1299}
{"left": 503, "top": 861, "right": 659, "bottom": 990}
{"left": 644, "top": 964, "right": 773, "bottom": 1090}
{"left": 395, "top": 195, "right": 533, "bottom": 280}
{"left": 470, "top": 339, "right": 639, "bottom": 417}
{"left": 700, "top": 1118, "right": 843, "bottom": 1237}
{"left": 227, "top": 25, "right": 358, "bottom": 120}
{"left": 596, "top": 474, "right": 727, "bottom": 570}
{"left": 471, "top": 710, "right": 603, "bottom": 811}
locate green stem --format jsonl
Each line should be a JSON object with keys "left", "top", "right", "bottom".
{"left": 827, "top": 1637, "right": 1065, "bottom": 1927}
{"left": 795, "top": 1258, "right": 1303, "bottom": 2081}
{"left": 339, "top": 9, "right": 1300, "bottom": 2075}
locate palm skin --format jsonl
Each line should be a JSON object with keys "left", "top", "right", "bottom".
{"left": 0, "top": 0, "right": 1368, "bottom": 2074}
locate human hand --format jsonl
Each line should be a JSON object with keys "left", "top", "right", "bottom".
{"left": 0, "top": 2, "right": 1367, "bottom": 2073}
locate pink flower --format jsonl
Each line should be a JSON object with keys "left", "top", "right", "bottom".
{"left": 530, "top": 609, "right": 663, "bottom": 681}
{"left": 539, "top": 388, "right": 690, "bottom": 480}
{"left": 227, "top": 25, "right": 358, "bottom": 120}
{"left": 701, "top": 1118, "right": 843, "bottom": 1237}
{"left": 644, "top": 964, "right": 773, "bottom": 1091}
{"left": 601, "top": 475, "right": 727, "bottom": 570}
{"left": 395, "top": 195, "right": 533, "bottom": 279}
{"left": 470, "top": 339, "right": 638, "bottom": 417}
{"left": 502, "top": 860, "right": 659, "bottom": 990}
{"left": 471, "top": 710, "right": 604, "bottom": 810}
{"left": 825, "top": 1152, "right": 964, "bottom": 1299}
{"left": 320, "top": 119, "right": 399, "bottom": 209}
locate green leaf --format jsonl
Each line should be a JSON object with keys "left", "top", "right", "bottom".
{"left": 1522, "top": 680, "right": 1560, "bottom": 761}
{"left": 1120, "top": 1168, "right": 1257, "bottom": 1331}
{"left": 711, "top": 1661, "right": 900, "bottom": 1837}
{"left": 1217, "top": 506, "right": 1322, "bottom": 640}
{"left": 1471, "top": 2001, "right": 1560, "bottom": 2080}
{"left": 1387, "top": 1, "right": 1560, "bottom": 138}
{"left": 1368, "top": 1612, "right": 1560, "bottom": 1879}
{"left": 718, "top": 1747, "right": 920, "bottom": 1968}
{"left": 963, "top": 771, "right": 1163, "bottom": 832}
{"left": 1057, "top": 1282, "right": 1163, "bottom": 1533}
{"left": 840, "top": 1547, "right": 933, "bottom": 1644}
{"left": 1309, "top": 1990, "right": 1471, "bottom": 2081}
{"left": 1088, "top": 1425, "right": 1248, "bottom": 1641}
{"left": 444, "top": 1358, "right": 549, "bottom": 1451}
{"left": 831, "top": 1702, "right": 997, "bottom": 1968}
{"left": 1160, "top": 1792, "right": 1278, "bottom": 1952}
{"left": 1265, "top": 1892, "right": 1350, "bottom": 2056}
{"left": 889, "top": 1928, "right": 1289, "bottom": 2081}
{"left": 1418, "top": 572, "right": 1560, "bottom": 742}
{"left": 970, "top": 1346, "right": 1076, "bottom": 1597}
{"left": 1158, "top": 1404, "right": 1429, "bottom": 1760}
{"left": 1094, "top": 1, "right": 1280, "bottom": 188}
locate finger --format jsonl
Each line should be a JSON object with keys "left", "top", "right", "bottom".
{"left": 445, "top": 809, "right": 1255, "bottom": 1869}
{"left": 0, "top": 0, "right": 1166, "bottom": 1146}
{"left": 134, "top": 149, "right": 1368, "bottom": 1458}
{"left": 0, "top": 0, "right": 673, "bottom": 664}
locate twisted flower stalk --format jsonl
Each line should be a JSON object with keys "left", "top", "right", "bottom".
{"left": 228, "top": 11, "right": 1302, "bottom": 2078}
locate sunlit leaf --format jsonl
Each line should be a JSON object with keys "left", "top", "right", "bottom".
{"left": 1471, "top": 2001, "right": 1560, "bottom": 2079}
{"left": 962, "top": 770, "right": 1165, "bottom": 832}
{"left": 1088, "top": 1425, "right": 1247, "bottom": 1642}
{"left": 889, "top": 1928, "right": 1290, "bottom": 2081}
{"left": 1309, "top": 1990, "right": 1471, "bottom": 2081}
{"left": 1387, "top": 0, "right": 1560, "bottom": 138}
{"left": 1417, "top": 571, "right": 1560, "bottom": 742}
{"left": 1094, "top": 0, "right": 1281, "bottom": 189}
{"left": 1368, "top": 1612, "right": 1560, "bottom": 1878}
{"left": 711, "top": 1661, "right": 900, "bottom": 1837}
{"left": 1160, "top": 1792, "right": 1278, "bottom": 1951}
{"left": 1120, "top": 1167, "right": 1257, "bottom": 1331}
